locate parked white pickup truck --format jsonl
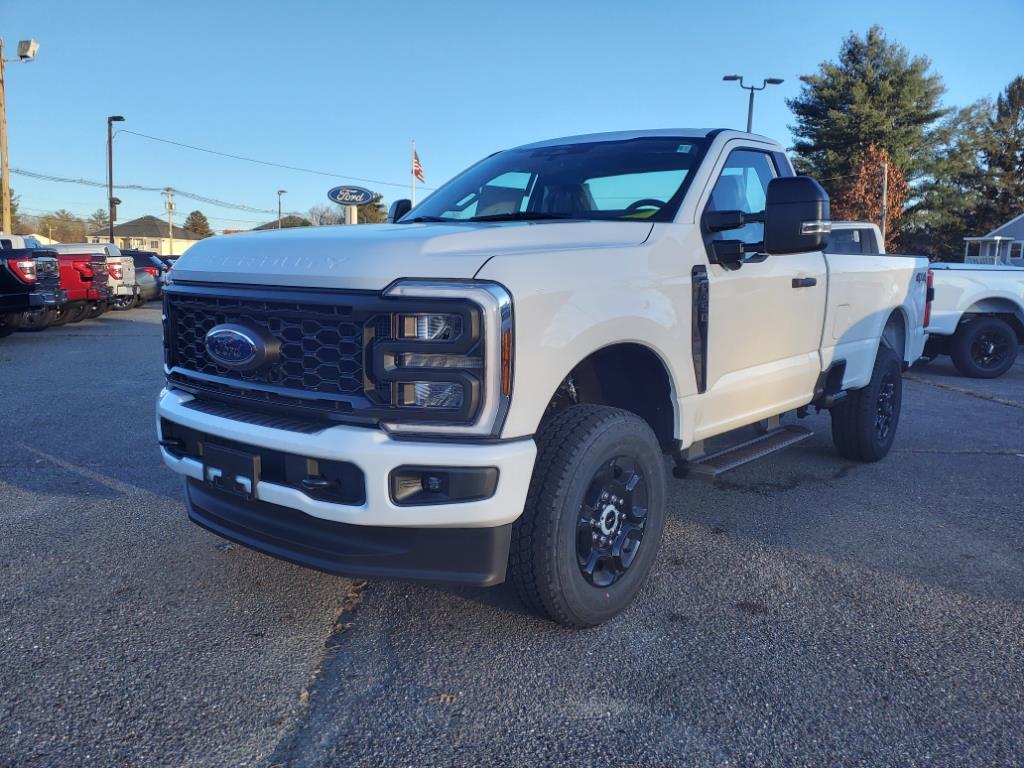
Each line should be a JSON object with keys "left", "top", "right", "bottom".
{"left": 830, "top": 221, "right": 1023, "bottom": 378}
{"left": 157, "top": 130, "right": 931, "bottom": 626}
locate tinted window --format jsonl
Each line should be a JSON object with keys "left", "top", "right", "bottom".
{"left": 827, "top": 229, "right": 864, "bottom": 254}
{"left": 706, "top": 150, "right": 777, "bottom": 245}
{"left": 406, "top": 137, "right": 708, "bottom": 223}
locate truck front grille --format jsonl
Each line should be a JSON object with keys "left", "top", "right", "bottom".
{"left": 164, "top": 284, "right": 388, "bottom": 419}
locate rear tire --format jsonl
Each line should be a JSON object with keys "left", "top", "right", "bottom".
{"left": 950, "top": 317, "right": 1018, "bottom": 379}
{"left": 86, "top": 302, "right": 106, "bottom": 319}
{"left": 509, "top": 405, "right": 667, "bottom": 628}
{"left": 0, "top": 314, "right": 16, "bottom": 338}
{"left": 110, "top": 295, "right": 135, "bottom": 311}
{"left": 830, "top": 345, "right": 903, "bottom": 462}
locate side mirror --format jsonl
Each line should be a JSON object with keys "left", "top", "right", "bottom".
{"left": 388, "top": 199, "right": 412, "bottom": 223}
{"left": 763, "top": 176, "right": 830, "bottom": 254}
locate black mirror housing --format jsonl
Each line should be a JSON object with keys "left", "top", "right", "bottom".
{"left": 388, "top": 199, "right": 413, "bottom": 223}
{"left": 763, "top": 177, "right": 830, "bottom": 255}
{"left": 704, "top": 209, "right": 748, "bottom": 233}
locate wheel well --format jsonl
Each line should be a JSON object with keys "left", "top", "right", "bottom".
{"left": 881, "top": 309, "right": 907, "bottom": 362}
{"left": 543, "top": 344, "right": 676, "bottom": 452}
{"left": 960, "top": 306, "right": 1024, "bottom": 342}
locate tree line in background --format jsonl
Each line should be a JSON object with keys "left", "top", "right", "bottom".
{"left": 9, "top": 195, "right": 387, "bottom": 241}
{"left": 789, "top": 25, "right": 1024, "bottom": 259}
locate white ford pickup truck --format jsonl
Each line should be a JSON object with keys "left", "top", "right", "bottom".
{"left": 830, "top": 220, "right": 1023, "bottom": 378}
{"left": 157, "top": 130, "right": 930, "bottom": 626}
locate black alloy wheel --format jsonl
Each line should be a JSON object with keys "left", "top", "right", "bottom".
{"left": 576, "top": 456, "right": 649, "bottom": 588}
{"left": 970, "top": 329, "right": 1010, "bottom": 371}
{"left": 874, "top": 371, "right": 898, "bottom": 442}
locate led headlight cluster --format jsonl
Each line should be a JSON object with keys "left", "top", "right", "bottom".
{"left": 375, "top": 280, "right": 513, "bottom": 437}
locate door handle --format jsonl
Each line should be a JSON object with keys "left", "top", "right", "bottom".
{"left": 791, "top": 277, "right": 817, "bottom": 288}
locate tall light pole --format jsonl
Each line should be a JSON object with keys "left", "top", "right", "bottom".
{"left": 722, "top": 75, "right": 784, "bottom": 133}
{"left": 277, "top": 189, "right": 286, "bottom": 229}
{"left": 107, "top": 115, "right": 124, "bottom": 243}
{"left": 0, "top": 38, "right": 40, "bottom": 234}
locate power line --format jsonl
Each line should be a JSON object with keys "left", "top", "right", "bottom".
{"left": 119, "top": 129, "right": 434, "bottom": 191}
{"left": 11, "top": 168, "right": 279, "bottom": 214}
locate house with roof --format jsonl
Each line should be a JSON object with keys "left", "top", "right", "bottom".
{"left": 963, "top": 213, "right": 1024, "bottom": 265}
{"left": 88, "top": 215, "right": 203, "bottom": 256}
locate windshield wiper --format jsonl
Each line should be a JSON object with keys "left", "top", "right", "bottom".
{"left": 401, "top": 215, "right": 455, "bottom": 223}
{"left": 467, "top": 212, "right": 572, "bottom": 222}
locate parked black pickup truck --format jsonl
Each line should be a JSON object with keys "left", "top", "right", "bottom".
{"left": 0, "top": 248, "right": 67, "bottom": 336}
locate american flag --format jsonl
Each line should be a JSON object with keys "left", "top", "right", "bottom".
{"left": 412, "top": 150, "right": 425, "bottom": 183}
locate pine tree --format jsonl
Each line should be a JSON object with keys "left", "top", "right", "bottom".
{"left": 87, "top": 208, "right": 110, "bottom": 233}
{"left": 183, "top": 210, "right": 213, "bottom": 238}
{"left": 979, "top": 76, "right": 1024, "bottom": 229}
{"left": 788, "top": 26, "right": 949, "bottom": 189}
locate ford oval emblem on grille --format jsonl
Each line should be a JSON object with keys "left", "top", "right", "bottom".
{"left": 204, "top": 324, "right": 279, "bottom": 372}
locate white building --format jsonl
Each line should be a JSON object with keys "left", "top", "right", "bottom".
{"left": 963, "top": 213, "right": 1024, "bottom": 265}
{"left": 88, "top": 215, "right": 202, "bottom": 256}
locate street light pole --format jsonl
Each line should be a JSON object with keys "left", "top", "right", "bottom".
{"left": 722, "top": 75, "right": 784, "bottom": 133}
{"left": 277, "top": 189, "right": 286, "bottom": 229}
{"left": 0, "top": 38, "right": 40, "bottom": 234}
{"left": 107, "top": 115, "right": 124, "bottom": 243}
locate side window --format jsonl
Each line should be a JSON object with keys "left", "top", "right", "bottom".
{"left": 706, "top": 150, "right": 777, "bottom": 245}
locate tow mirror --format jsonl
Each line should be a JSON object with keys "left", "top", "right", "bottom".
{"left": 388, "top": 199, "right": 413, "bottom": 223}
{"left": 763, "top": 176, "right": 830, "bottom": 254}
{"left": 704, "top": 210, "right": 749, "bottom": 233}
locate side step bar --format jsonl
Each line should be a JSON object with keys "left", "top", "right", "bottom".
{"left": 685, "top": 425, "right": 813, "bottom": 478}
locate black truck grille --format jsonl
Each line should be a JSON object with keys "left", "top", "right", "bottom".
{"left": 165, "top": 286, "right": 389, "bottom": 418}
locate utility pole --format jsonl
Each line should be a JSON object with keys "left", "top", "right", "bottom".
{"left": 880, "top": 160, "right": 889, "bottom": 246}
{"left": 722, "top": 75, "right": 784, "bottom": 133}
{"left": 163, "top": 188, "right": 175, "bottom": 256}
{"left": 277, "top": 189, "right": 286, "bottom": 229}
{"left": 107, "top": 115, "right": 124, "bottom": 243}
{"left": 0, "top": 38, "right": 39, "bottom": 234}
{"left": 0, "top": 40, "right": 9, "bottom": 233}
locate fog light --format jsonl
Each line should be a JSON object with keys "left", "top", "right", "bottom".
{"left": 398, "top": 381, "right": 464, "bottom": 409}
{"left": 389, "top": 466, "right": 499, "bottom": 506}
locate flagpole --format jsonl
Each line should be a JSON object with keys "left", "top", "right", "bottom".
{"left": 411, "top": 140, "right": 416, "bottom": 207}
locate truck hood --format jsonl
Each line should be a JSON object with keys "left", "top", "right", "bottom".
{"left": 169, "top": 220, "right": 654, "bottom": 291}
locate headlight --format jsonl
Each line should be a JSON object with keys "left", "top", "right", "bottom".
{"left": 374, "top": 280, "right": 513, "bottom": 437}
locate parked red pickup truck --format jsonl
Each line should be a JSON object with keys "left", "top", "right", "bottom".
{"left": 52, "top": 251, "right": 110, "bottom": 324}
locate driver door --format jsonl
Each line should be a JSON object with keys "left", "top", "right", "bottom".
{"left": 694, "top": 147, "right": 826, "bottom": 438}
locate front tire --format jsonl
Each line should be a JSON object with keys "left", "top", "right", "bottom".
{"left": 509, "top": 405, "right": 667, "bottom": 627}
{"left": 830, "top": 345, "right": 903, "bottom": 462}
{"left": 950, "top": 317, "right": 1018, "bottom": 379}
{"left": 16, "top": 308, "right": 56, "bottom": 331}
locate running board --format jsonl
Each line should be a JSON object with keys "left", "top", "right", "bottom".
{"left": 686, "top": 425, "right": 813, "bottom": 478}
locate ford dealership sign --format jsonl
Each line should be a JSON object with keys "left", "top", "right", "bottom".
{"left": 327, "top": 186, "right": 375, "bottom": 206}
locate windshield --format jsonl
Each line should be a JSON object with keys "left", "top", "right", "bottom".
{"left": 403, "top": 136, "right": 708, "bottom": 224}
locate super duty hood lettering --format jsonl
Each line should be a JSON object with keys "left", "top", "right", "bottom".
{"left": 169, "top": 220, "right": 654, "bottom": 291}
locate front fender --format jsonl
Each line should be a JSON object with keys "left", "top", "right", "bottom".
{"left": 476, "top": 237, "right": 700, "bottom": 440}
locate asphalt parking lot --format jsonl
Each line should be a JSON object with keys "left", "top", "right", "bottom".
{"left": 2, "top": 307, "right": 1022, "bottom": 767}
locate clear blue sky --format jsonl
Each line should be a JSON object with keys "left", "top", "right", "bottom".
{"left": 3, "top": 0, "right": 1022, "bottom": 232}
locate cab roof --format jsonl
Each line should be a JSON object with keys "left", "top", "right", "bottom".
{"left": 515, "top": 128, "right": 777, "bottom": 150}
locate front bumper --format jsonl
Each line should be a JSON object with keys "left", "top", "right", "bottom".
{"left": 158, "top": 387, "right": 536, "bottom": 527}
{"left": 186, "top": 480, "right": 512, "bottom": 585}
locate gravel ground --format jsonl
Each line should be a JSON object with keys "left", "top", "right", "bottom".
{"left": 2, "top": 307, "right": 1022, "bottom": 767}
